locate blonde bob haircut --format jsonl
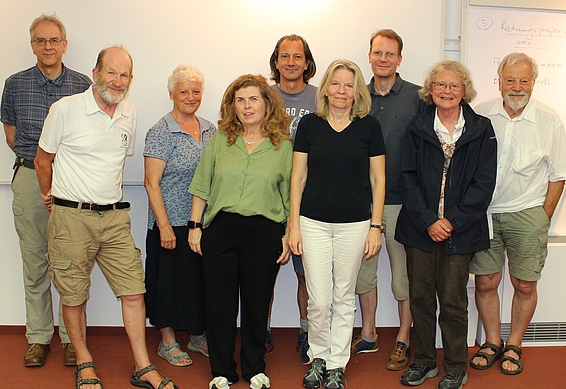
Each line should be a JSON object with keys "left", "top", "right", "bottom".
{"left": 316, "top": 59, "right": 371, "bottom": 121}
{"left": 218, "top": 74, "right": 291, "bottom": 149}
{"left": 419, "top": 60, "right": 477, "bottom": 105}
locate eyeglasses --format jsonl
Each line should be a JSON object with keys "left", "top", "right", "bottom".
{"left": 432, "top": 81, "right": 463, "bottom": 92}
{"left": 371, "top": 51, "right": 398, "bottom": 58}
{"left": 33, "top": 38, "right": 62, "bottom": 46}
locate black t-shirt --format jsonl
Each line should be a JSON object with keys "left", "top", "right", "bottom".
{"left": 294, "top": 113, "right": 386, "bottom": 223}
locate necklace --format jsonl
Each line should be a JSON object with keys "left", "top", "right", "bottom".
{"left": 242, "top": 134, "right": 263, "bottom": 144}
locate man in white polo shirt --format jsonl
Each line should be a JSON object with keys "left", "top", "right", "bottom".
{"left": 35, "top": 46, "right": 177, "bottom": 389}
{"left": 470, "top": 52, "right": 566, "bottom": 376}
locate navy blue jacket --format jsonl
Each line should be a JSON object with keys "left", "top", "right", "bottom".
{"left": 395, "top": 103, "right": 497, "bottom": 254}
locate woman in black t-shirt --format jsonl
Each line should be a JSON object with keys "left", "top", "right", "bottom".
{"left": 288, "top": 59, "right": 386, "bottom": 389}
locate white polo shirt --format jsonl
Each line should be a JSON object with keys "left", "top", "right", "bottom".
{"left": 39, "top": 85, "right": 136, "bottom": 204}
{"left": 475, "top": 97, "right": 566, "bottom": 214}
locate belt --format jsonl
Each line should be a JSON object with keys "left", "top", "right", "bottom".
{"left": 14, "top": 157, "right": 35, "bottom": 169}
{"left": 53, "top": 197, "right": 130, "bottom": 211}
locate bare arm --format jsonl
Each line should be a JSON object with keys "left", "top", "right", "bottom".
{"left": 144, "top": 156, "right": 176, "bottom": 250}
{"left": 34, "top": 146, "right": 56, "bottom": 212}
{"left": 3, "top": 123, "right": 16, "bottom": 150}
{"left": 188, "top": 195, "right": 207, "bottom": 256}
{"left": 543, "top": 180, "right": 565, "bottom": 219}
{"left": 288, "top": 152, "right": 308, "bottom": 256}
{"left": 365, "top": 155, "right": 385, "bottom": 259}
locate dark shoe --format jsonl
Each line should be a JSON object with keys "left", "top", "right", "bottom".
{"left": 63, "top": 343, "right": 77, "bottom": 366}
{"left": 76, "top": 361, "right": 103, "bottom": 389}
{"left": 351, "top": 334, "right": 379, "bottom": 355}
{"left": 297, "top": 332, "right": 310, "bottom": 365}
{"left": 386, "top": 341, "right": 411, "bottom": 371}
{"left": 303, "top": 358, "right": 326, "bottom": 388}
{"left": 401, "top": 363, "right": 439, "bottom": 386}
{"left": 24, "top": 343, "right": 50, "bottom": 367}
{"left": 500, "top": 345, "right": 523, "bottom": 375}
{"left": 438, "top": 373, "right": 468, "bottom": 389}
{"left": 265, "top": 330, "right": 274, "bottom": 354}
{"left": 470, "top": 339, "right": 504, "bottom": 370}
{"left": 131, "top": 364, "right": 178, "bottom": 389}
{"left": 325, "top": 368, "right": 345, "bottom": 389}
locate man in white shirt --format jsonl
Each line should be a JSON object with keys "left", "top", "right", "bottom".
{"left": 470, "top": 52, "right": 566, "bottom": 375}
{"left": 35, "top": 46, "right": 177, "bottom": 389}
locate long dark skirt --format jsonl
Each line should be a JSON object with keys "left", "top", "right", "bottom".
{"left": 145, "top": 223, "right": 205, "bottom": 335}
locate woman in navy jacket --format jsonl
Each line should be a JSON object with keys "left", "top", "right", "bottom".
{"left": 395, "top": 61, "right": 497, "bottom": 389}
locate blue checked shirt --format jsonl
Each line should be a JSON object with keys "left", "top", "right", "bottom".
{"left": 1, "top": 64, "right": 91, "bottom": 160}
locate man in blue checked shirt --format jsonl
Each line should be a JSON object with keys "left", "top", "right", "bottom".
{"left": 1, "top": 13, "right": 91, "bottom": 368}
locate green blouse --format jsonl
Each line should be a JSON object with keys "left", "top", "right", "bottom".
{"left": 189, "top": 131, "right": 293, "bottom": 228}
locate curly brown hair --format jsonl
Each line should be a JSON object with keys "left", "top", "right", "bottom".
{"left": 219, "top": 74, "right": 291, "bottom": 149}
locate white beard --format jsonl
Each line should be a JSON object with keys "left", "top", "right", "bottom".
{"left": 503, "top": 92, "right": 529, "bottom": 112}
{"left": 98, "top": 83, "right": 128, "bottom": 104}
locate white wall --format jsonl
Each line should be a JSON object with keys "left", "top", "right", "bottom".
{"left": 0, "top": 0, "right": 444, "bottom": 327}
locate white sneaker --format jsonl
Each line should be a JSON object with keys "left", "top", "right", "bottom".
{"left": 250, "top": 373, "right": 270, "bottom": 389}
{"left": 209, "top": 376, "right": 230, "bottom": 389}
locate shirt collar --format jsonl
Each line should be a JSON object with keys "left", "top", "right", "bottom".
{"left": 85, "top": 84, "right": 129, "bottom": 118}
{"left": 367, "top": 73, "right": 402, "bottom": 97}
{"left": 33, "top": 63, "right": 68, "bottom": 86}
{"left": 434, "top": 106, "right": 465, "bottom": 135}
{"left": 165, "top": 113, "right": 182, "bottom": 133}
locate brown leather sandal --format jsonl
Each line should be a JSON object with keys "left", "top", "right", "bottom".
{"left": 501, "top": 345, "right": 523, "bottom": 375}
{"left": 470, "top": 339, "right": 504, "bottom": 370}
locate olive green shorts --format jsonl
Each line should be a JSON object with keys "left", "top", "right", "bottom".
{"left": 471, "top": 206, "right": 550, "bottom": 282}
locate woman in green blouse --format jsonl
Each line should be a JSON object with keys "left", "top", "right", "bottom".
{"left": 188, "top": 74, "right": 292, "bottom": 389}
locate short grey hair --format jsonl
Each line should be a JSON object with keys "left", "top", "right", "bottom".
{"left": 29, "top": 13, "right": 67, "bottom": 41}
{"left": 497, "top": 52, "right": 538, "bottom": 83}
{"left": 168, "top": 64, "right": 205, "bottom": 93}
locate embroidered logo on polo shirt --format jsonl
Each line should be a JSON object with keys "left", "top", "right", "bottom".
{"left": 121, "top": 133, "right": 129, "bottom": 147}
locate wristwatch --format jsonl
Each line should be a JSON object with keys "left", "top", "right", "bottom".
{"left": 187, "top": 220, "right": 203, "bottom": 229}
{"left": 370, "top": 224, "right": 384, "bottom": 230}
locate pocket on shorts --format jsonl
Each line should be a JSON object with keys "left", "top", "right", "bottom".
{"left": 533, "top": 236, "right": 548, "bottom": 275}
{"left": 46, "top": 253, "right": 73, "bottom": 270}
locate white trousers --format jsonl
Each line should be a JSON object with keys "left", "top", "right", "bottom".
{"left": 300, "top": 216, "right": 369, "bottom": 369}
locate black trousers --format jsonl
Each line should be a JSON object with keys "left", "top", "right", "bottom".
{"left": 202, "top": 212, "right": 283, "bottom": 382}
{"left": 406, "top": 242, "right": 472, "bottom": 374}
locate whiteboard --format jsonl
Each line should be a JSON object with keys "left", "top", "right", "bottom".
{"left": 0, "top": 0, "right": 444, "bottom": 184}
{"left": 465, "top": 5, "right": 566, "bottom": 115}
{"left": 465, "top": 4, "right": 566, "bottom": 236}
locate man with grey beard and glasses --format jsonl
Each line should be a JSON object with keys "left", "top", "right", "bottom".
{"left": 35, "top": 46, "right": 178, "bottom": 389}
{"left": 469, "top": 52, "right": 566, "bottom": 376}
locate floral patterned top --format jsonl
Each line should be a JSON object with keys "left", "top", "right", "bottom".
{"left": 144, "top": 113, "right": 216, "bottom": 228}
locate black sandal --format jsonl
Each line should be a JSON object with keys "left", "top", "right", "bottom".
{"left": 76, "top": 361, "right": 103, "bottom": 389}
{"left": 470, "top": 339, "right": 504, "bottom": 370}
{"left": 501, "top": 345, "right": 523, "bottom": 375}
{"left": 130, "top": 364, "right": 178, "bottom": 389}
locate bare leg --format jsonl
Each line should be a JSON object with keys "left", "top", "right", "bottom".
{"left": 472, "top": 273, "right": 503, "bottom": 367}
{"left": 396, "top": 298, "right": 412, "bottom": 344}
{"left": 159, "top": 327, "right": 192, "bottom": 365}
{"left": 503, "top": 276, "right": 537, "bottom": 372}
{"left": 63, "top": 304, "right": 100, "bottom": 389}
{"left": 297, "top": 273, "right": 308, "bottom": 320}
{"left": 358, "top": 286, "right": 377, "bottom": 339}
{"left": 121, "top": 294, "right": 174, "bottom": 389}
